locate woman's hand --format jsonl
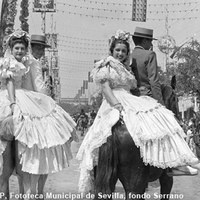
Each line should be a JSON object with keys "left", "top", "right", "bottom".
{"left": 10, "top": 102, "right": 16, "bottom": 115}
{"left": 113, "top": 103, "right": 124, "bottom": 113}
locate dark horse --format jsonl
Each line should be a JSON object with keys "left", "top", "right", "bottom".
{"left": 94, "top": 76, "right": 178, "bottom": 200}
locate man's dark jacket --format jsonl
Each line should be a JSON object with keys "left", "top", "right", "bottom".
{"left": 130, "top": 46, "right": 164, "bottom": 105}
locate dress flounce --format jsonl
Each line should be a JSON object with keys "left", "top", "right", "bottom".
{"left": 0, "top": 57, "right": 26, "bottom": 80}
{"left": 0, "top": 89, "right": 76, "bottom": 175}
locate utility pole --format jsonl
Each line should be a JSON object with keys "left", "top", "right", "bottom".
{"left": 33, "top": 0, "right": 57, "bottom": 99}
{"left": 39, "top": 0, "right": 51, "bottom": 34}
{"left": 44, "top": 11, "right": 60, "bottom": 102}
{"left": 165, "top": 5, "right": 169, "bottom": 72}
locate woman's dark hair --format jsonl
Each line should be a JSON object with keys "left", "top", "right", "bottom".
{"left": 8, "top": 35, "right": 29, "bottom": 49}
{"left": 109, "top": 38, "right": 130, "bottom": 55}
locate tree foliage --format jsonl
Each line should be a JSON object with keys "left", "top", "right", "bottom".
{"left": 158, "top": 62, "right": 176, "bottom": 87}
{"left": 0, "top": 0, "right": 17, "bottom": 57}
{"left": 175, "top": 40, "right": 200, "bottom": 97}
{"left": 19, "top": 0, "right": 29, "bottom": 32}
{"left": 158, "top": 40, "right": 200, "bottom": 98}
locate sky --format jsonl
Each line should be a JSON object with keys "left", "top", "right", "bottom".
{"left": 9, "top": 0, "right": 200, "bottom": 98}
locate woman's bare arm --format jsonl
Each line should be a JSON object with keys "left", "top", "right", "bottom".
{"left": 6, "top": 78, "right": 16, "bottom": 113}
{"left": 101, "top": 81, "right": 123, "bottom": 112}
{"left": 101, "top": 81, "right": 118, "bottom": 106}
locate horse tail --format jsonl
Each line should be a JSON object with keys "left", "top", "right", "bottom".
{"left": 94, "top": 122, "right": 119, "bottom": 195}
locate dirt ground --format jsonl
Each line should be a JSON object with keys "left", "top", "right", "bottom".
{"left": 8, "top": 133, "right": 200, "bottom": 200}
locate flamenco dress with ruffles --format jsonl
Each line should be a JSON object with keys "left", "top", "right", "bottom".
{"left": 0, "top": 55, "right": 76, "bottom": 175}
{"left": 76, "top": 56, "right": 198, "bottom": 194}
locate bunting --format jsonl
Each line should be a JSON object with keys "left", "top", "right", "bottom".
{"left": 58, "top": 0, "right": 199, "bottom": 7}
{"left": 57, "top": 0, "right": 200, "bottom": 22}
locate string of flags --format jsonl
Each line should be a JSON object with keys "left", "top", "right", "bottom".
{"left": 59, "top": 34, "right": 107, "bottom": 42}
{"left": 58, "top": 0, "right": 132, "bottom": 6}
{"left": 58, "top": 39, "right": 108, "bottom": 47}
{"left": 58, "top": 0, "right": 199, "bottom": 7}
{"left": 58, "top": 43, "right": 108, "bottom": 51}
{"left": 57, "top": 2, "right": 131, "bottom": 13}
{"left": 57, "top": 9, "right": 131, "bottom": 21}
{"left": 59, "top": 48, "right": 107, "bottom": 55}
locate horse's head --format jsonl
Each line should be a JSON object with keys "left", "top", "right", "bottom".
{"left": 161, "top": 84, "right": 179, "bottom": 120}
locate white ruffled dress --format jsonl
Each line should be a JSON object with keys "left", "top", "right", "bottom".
{"left": 76, "top": 56, "right": 198, "bottom": 193}
{"left": 0, "top": 56, "right": 76, "bottom": 175}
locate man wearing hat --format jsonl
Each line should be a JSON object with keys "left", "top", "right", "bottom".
{"left": 130, "top": 27, "right": 200, "bottom": 176}
{"left": 22, "top": 34, "right": 51, "bottom": 94}
{"left": 130, "top": 27, "right": 164, "bottom": 105}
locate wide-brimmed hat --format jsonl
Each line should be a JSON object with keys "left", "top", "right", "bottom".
{"left": 31, "top": 35, "right": 51, "bottom": 48}
{"left": 132, "top": 27, "right": 157, "bottom": 40}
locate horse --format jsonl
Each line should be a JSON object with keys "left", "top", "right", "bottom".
{"left": 0, "top": 139, "right": 47, "bottom": 200}
{"left": 93, "top": 77, "right": 178, "bottom": 200}
{"left": 161, "top": 75, "right": 179, "bottom": 120}
{"left": 0, "top": 140, "right": 16, "bottom": 199}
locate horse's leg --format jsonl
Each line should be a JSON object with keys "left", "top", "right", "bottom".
{"left": 159, "top": 170, "right": 173, "bottom": 200}
{"left": 94, "top": 166, "right": 118, "bottom": 200}
{"left": 0, "top": 141, "right": 15, "bottom": 200}
{"left": 118, "top": 157, "right": 149, "bottom": 200}
{"left": 20, "top": 173, "right": 40, "bottom": 200}
{"left": 0, "top": 179, "right": 9, "bottom": 200}
{"left": 14, "top": 140, "right": 25, "bottom": 200}
{"left": 94, "top": 167, "right": 118, "bottom": 200}
{"left": 115, "top": 124, "right": 149, "bottom": 200}
{"left": 30, "top": 174, "right": 40, "bottom": 198}
{"left": 17, "top": 175, "right": 25, "bottom": 198}
{"left": 37, "top": 174, "right": 48, "bottom": 200}
{"left": 94, "top": 135, "right": 118, "bottom": 200}
{"left": 21, "top": 172, "right": 31, "bottom": 199}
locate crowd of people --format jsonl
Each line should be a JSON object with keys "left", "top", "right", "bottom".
{"left": 0, "top": 27, "right": 200, "bottom": 198}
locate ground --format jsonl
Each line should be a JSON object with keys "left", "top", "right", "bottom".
{"left": 8, "top": 132, "right": 200, "bottom": 200}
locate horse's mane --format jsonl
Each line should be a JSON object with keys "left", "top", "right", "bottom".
{"left": 161, "top": 83, "right": 179, "bottom": 120}
{"left": 161, "top": 84, "right": 173, "bottom": 101}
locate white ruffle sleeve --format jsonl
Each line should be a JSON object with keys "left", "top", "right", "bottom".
{"left": 0, "top": 57, "right": 26, "bottom": 80}
{"left": 91, "top": 59, "right": 114, "bottom": 84}
{"left": 91, "top": 56, "right": 137, "bottom": 89}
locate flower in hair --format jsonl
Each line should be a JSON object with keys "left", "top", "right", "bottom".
{"left": 6, "top": 29, "right": 30, "bottom": 47}
{"left": 114, "top": 30, "right": 130, "bottom": 41}
{"left": 8, "top": 29, "right": 29, "bottom": 39}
